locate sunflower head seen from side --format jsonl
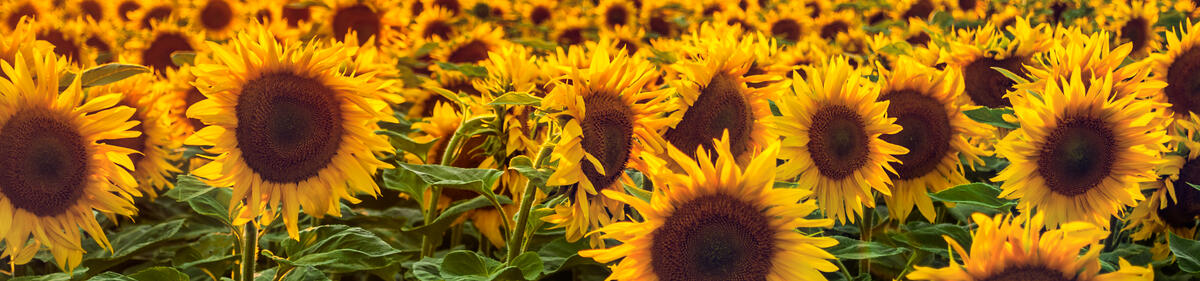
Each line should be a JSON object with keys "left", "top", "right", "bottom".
{"left": 185, "top": 24, "right": 395, "bottom": 239}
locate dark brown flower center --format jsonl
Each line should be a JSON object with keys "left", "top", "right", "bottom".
{"left": 651, "top": 194, "right": 775, "bottom": 281}
{"left": 557, "top": 28, "right": 585, "bottom": 46}
{"left": 1165, "top": 47, "right": 1200, "bottom": 116}
{"left": 962, "top": 56, "right": 1023, "bottom": 107}
{"left": 959, "top": 0, "right": 977, "bottom": 11}
{"left": 880, "top": 90, "right": 952, "bottom": 180}
{"left": 234, "top": 72, "right": 344, "bottom": 183}
{"left": 37, "top": 29, "right": 81, "bottom": 63}
{"left": 649, "top": 14, "right": 675, "bottom": 36}
{"left": 0, "top": 108, "right": 89, "bottom": 217}
{"left": 1160, "top": 157, "right": 1200, "bottom": 228}
{"left": 980, "top": 266, "right": 1074, "bottom": 281}
{"left": 434, "top": 0, "right": 461, "bottom": 15}
{"left": 332, "top": 5, "right": 380, "bottom": 43}
{"left": 605, "top": 5, "right": 629, "bottom": 27}
{"left": 579, "top": 93, "right": 634, "bottom": 190}
{"left": 281, "top": 5, "right": 311, "bottom": 27}
{"left": 901, "top": 0, "right": 934, "bottom": 19}
{"left": 80, "top": 0, "right": 103, "bottom": 21}
{"left": 808, "top": 105, "right": 869, "bottom": 180}
{"left": 447, "top": 40, "right": 491, "bottom": 63}
{"left": 422, "top": 19, "right": 453, "bottom": 40}
{"left": 906, "top": 32, "right": 931, "bottom": 46}
{"left": 770, "top": 19, "right": 802, "bottom": 42}
{"left": 664, "top": 74, "right": 754, "bottom": 159}
{"left": 616, "top": 39, "right": 639, "bottom": 55}
{"left": 117, "top": 1, "right": 140, "bottom": 22}
{"left": 1036, "top": 118, "right": 1115, "bottom": 196}
{"left": 5, "top": 2, "right": 37, "bottom": 29}
{"left": 530, "top": 6, "right": 551, "bottom": 25}
{"left": 200, "top": 0, "right": 234, "bottom": 31}
{"left": 1121, "top": 17, "right": 1149, "bottom": 54}
{"left": 141, "top": 6, "right": 172, "bottom": 28}
{"left": 819, "top": 20, "right": 849, "bottom": 40}
{"left": 142, "top": 32, "right": 194, "bottom": 75}
{"left": 1049, "top": 2, "right": 1069, "bottom": 23}
{"left": 85, "top": 35, "right": 110, "bottom": 53}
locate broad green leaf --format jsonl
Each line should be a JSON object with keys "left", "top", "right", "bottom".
{"left": 378, "top": 130, "right": 437, "bottom": 162}
{"left": 441, "top": 250, "right": 495, "bottom": 278}
{"left": 488, "top": 92, "right": 542, "bottom": 106}
{"left": 412, "top": 256, "right": 445, "bottom": 281}
{"left": 826, "top": 236, "right": 908, "bottom": 260}
{"left": 889, "top": 222, "right": 972, "bottom": 256}
{"left": 394, "top": 163, "right": 507, "bottom": 216}
{"left": 165, "top": 175, "right": 233, "bottom": 225}
{"left": 382, "top": 168, "right": 430, "bottom": 208}
{"left": 963, "top": 107, "right": 1018, "bottom": 129}
{"left": 403, "top": 195, "right": 513, "bottom": 237}
{"left": 173, "top": 233, "right": 237, "bottom": 270}
{"left": 59, "top": 63, "right": 151, "bottom": 91}
{"left": 510, "top": 252, "right": 545, "bottom": 280}
{"left": 93, "top": 218, "right": 186, "bottom": 259}
{"left": 1100, "top": 244, "right": 1152, "bottom": 271}
{"left": 275, "top": 225, "right": 405, "bottom": 273}
{"left": 508, "top": 156, "right": 550, "bottom": 192}
{"left": 171, "top": 52, "right": 196, "bottom": 67}
{"left": 127, "top": 267, "right": 189, "bottom": 281}
{"left": 537, "top": 237, "right": 604, "bottom": 275}
{"left": 1169, "top": 233, "right": 1200, "bottom": 273}
{"left": 928, "top": 183, "right": 1015, "bottom": 209}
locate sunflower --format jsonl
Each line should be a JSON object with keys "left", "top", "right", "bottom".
{"left": 994, "top": 70, "right": 1169, "bottom": 228}
{"left": 579, "top": 134, "right": 839, "bottom": 281}
{"left": 31, "top": 16, "right": 97, "bottom": 67}
{"left": 2, "top": 0, "right": 47, "bottom": 31}
{"left": 596, "top": 0, "right": 636, "bottom": 29}
{"left": 79, "top": 18, "right": 120, "bottom": 64}
{"left": 516, "top": 0, "right": 557, "bottom": 26}
{"left": 711, "top": 6, "right": 758, "bottom": 34}
{"left": 942, "top": 18, "right": 1054, "bottom": 108}
{"left": 663, "top": 24, "right": 778, "bottom": 163}
{"left": 111, "top": 0, "right": 143, "bottom": 23}
{"left": 945, "top": 0, "right": 986, "bottom": 22}
{"left": 90, "top": 73, "right": 184, "bottom": 196}
{"left": 640, "top": 1, "right": 684, "bottom": 38}
{"left": 412, "top": 7, "right": 458, "bottom": 41}
{"left": 1020, "top": 30, "right": 1152, "bottom": 99}
{"left": 1125, "top": 140, "right": 1200, "bottom": 260}
{"left": 1146, "top": 19, "right": 1200, "bottom": 130}
{"left": 877, "top": 57, "right": 989, "bottom": 223}
{"left": 0, "top": 48, "right": 140, "bottom": 271}
{"left": 189, "top": 0, "right": 245, "bottom": 40}
{"left": 318, "top": 0, "right": 406, "bottom": 45}
{"left": 122, "top": 19, "right": 206, "bottom": 76}
{"left": 430, "top": 24, "right": 506, "bottom": 67}
{"left": 757, "top": 1, "right": 810, "bottom": 43}
{"left": 552, "top": 15, "right": 591, "bottom": 47}
{"left": 67, "top": 0, "right": 111, "bottom": 22}
{"left": 127, "top": 1, "right": 178, "bottom": 30}
{"left": 1096, "top": 0, "right": 1160, "bottom": 58}
{"left": 909, "top": 213, "right": 1153, "bottom": 281}
{"left": 770, "top": 56, "right": 907, "bottom": 224}
{"left": 540, "top": 45, "right": 675, "bottom": 245}
{"left": 184, "top": 24, "right": 395, "bottom": 239}
{"left": 893, "top": 0, "right": 938, "bottom": 20}
{"left": 598, "top": 24, "right": 647, "bottom": 57}
{"left": 0, "top": 17, "right": 49, "bottom": 67}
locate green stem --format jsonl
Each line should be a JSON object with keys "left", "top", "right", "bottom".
{"left": 420, "top": 185, "right": 441, "bottom": 257}
{"left": 860, "top": 207, "right": 874, "bottom": 276}
{"left": 835, "top": 258, "right": 854, "bottom": 281}
{"left": 239, "top": 223, "right": 258, "bottom": 281}
{"left": 504, "top": 144, "right": 554, "bottom": 263}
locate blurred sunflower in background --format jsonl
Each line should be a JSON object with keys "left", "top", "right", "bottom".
{"left": 91, "top": 73, "right": 184, "bottom": 196}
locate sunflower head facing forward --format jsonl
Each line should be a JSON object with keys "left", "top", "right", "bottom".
{"left": 185, "top": 24, "right": 395, "bottom": 239}
{"left": 771, "top": 56, "right": 908, "bottom": 224}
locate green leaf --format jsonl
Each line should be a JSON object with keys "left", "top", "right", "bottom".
{"left": 488, "top": 92, "right": 542, "bottom": 106}
{"left": 441, "top": 250, "right": 495, "bottom": 278}
{"left": 412, "top": 256, "right": 445, "bottom": 281}
{"left": 173, "top": 233, "right": 237, "bottom": 270}
{"left": 510, "top": 252, "right": 545, "bottom": 280}
{"left": 127, "top": 267, "right": 189, "bottom": 281}
{"left": 171, "top": 52, "right": 196, "bottom": 67}
{"left": 1169, "top": 233, "right": 1200, "bottom": 273}
{"left": 929, "top": 183, "right": 1015, "bottom": 209}
{"left": 989, "top": 66, "right": 1031, "bottom": 85}
{"left": 435, "top": 62, "right": 489, "bottom": 78}
{"left": 963, "top": 107, "right": 1018, "bottom": 129}
{"left": 272, "top": 225, "right": 404, "bottom": 273}
{"left": 508, "top": 156, "right": 550, "bottom": 192}
{"left": 537, "top": 237, "right": 604, "bottom": 275}
{"left": 394, "top": 163, "right": 506, "bottom": 212}
{"left": 256, "top": 267, "right": 330, "bottom": 281}
{"left": 876, "top": 41, "right": 913, "bottom": 56}
{"left": 382, "top": 167, "right": 430, "bottom": 206}
{"left": 403, "top": 195, "right": 513, "bottom": 237}
{"left": 1187, "top": 182, "right": 1200, "bottom": 193}
{"left": 378, "top": 129, "right": 437, "bottom": 162}
{"left": 1100, "top": 243, "right": 1152, "bottom": 269}
{"left": 889, "top": 222, "right": 972, "bottom": 256}
{"left": 59, "top": 63, "right": 151, "bottom": 91}
{"left": 826, "top": 236, "right": 908, "bottom": 260}
{"left": 165, "top": 175, "right": 232, "bottom": 225}
{"left": 87, "top": 272, "right": 136, "bottom": 281}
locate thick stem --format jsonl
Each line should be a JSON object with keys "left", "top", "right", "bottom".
{"left": 504, "top": 144, "right": 554, "bottom": 263}
{"left": 240, "top": 223, "right": 258, "bottom": 281}
{"left": 420, "top": 185, "right": 441, "bottom": 257}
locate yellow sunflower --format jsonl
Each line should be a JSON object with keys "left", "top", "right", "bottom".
{"left": 908, "top": 213, "right": 1153, "bottom": 281}
{"left": 541, "top": 44, "right": 675, "bottom": 245}
{"left": 877, "top": 57, "right": 989, "bottom": 223}
{"left": 126, "top": 0, "right": 178, "bottom": 30}
{"left": 994, "top": 70, "right": 1169, "bottom": 228}
{"left": 757, "top": 1, "right": 810, "bottom": 43}
{"left": 1146, "top": 19, "right": 1200, "bottom": 131}
{"left": 595, "top": 0, "right": 636, "bottom": 29}
{"left": 515, "top": 0, "right": 557, "bottom": 27}
{"left": 317, "top": 0, "right": 406, "bottom": 45}
{"left": 664, "top": 23, "right": 779, "bottom": 163}
{"left": 121, "top": 19, "right": 206, "bottom": 76}
{"left": 430, "top": 24, "right": 506, "bottom": 67}
{"left": 90, "top": 73, "right": 184, "bottom": 196}
{"left": 1125, "top": 143, "right": 1200, "bottom": 260}
{"left": 770, "top": 56, "right": 908, "bottom": 224}
{"left": 189, "top": 0, "right": 245, "bottom": 40}
{"left": 0, "top": 48, "right": 139, "bottom": 271}
{"left": 1021, "top": 29, "right": 1155, "bottom": 100}
{"left": 579, "top": 135, "right": 839, "bottom": 281}
{"left": 1, "top": 0, "right": 47, "bottom": 31}
{"left": 942, "top": 18, "right": 1054, "bottom": 108}
{"left": 1099, "top": 0, "right": 1160, "bottom": 58}
{"left": 66, "top": 0, "right": 111, "bottom": 22}
{"left": 31, "top": 16, "right": 97, "bottom": 67}
{"left": 411, "top": 7, "right": 458, "bottom": 41}
{"left": 184, "top": 24, "right": 395, "bottom": 239}
{"left": 110, "top": 0, "right": 144, "bottom": 23}
{"left": 0, "top": 17, "right": 50, "bottom": 67}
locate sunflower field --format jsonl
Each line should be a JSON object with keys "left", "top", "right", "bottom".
{"left": 5, "top": 0, "right": 1200, "bottom": 280}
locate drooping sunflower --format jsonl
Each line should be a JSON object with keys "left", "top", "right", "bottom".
{"left": 877, "top": 57, "right": 989, "bottom": 223}
{"left": 942, "top": 18, "right": 1054, "bottom": 108}
{"left": 663, "top": 23, "right": 779, "bottom": 163}
{"left": 770, "top": 56, "right": 907, "bottom": 224}
{"left": 0, "top": 48, "right": 140, "bottom": 271}
{"left": 994, "top": 70, "right": 1169, "bottom": 228}
{"left": 185, "top": 24, "right": 395, "bottom": 239}
{"left": 908, "top": 213, "right": 1154, "bottom": 281}
{"left": 1099, "top": 0, "right": 1160, "bottom": 58}
{"left": 90, "top": 73, "right": 184, "bottom": 196}
{"left": 541, "top": 45, "right": 675, "bottom": 245}
{"left": 1125, "top": 138, "right": 1200, "bottom": 260}
{"left": 579, "top": 135, "right": 839, "bottom": 281}
{"left": 1146, "top": 19, "right": 1200, "bottom": 130}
